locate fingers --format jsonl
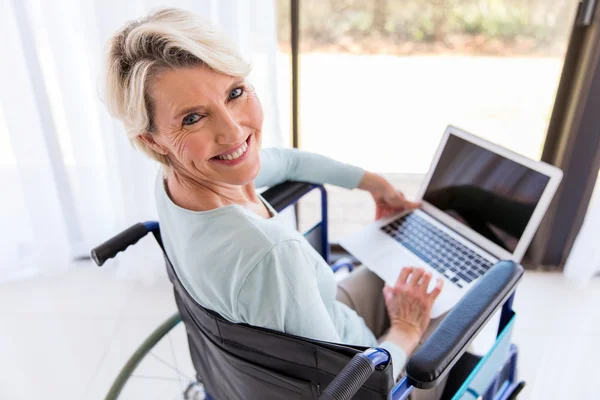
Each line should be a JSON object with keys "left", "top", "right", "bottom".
{"left": 405, "top": 199, "right": 421, "bottom": 209}
{"left": 428, "top": 278, "right": 444, "bottom": 301}
{"left": 397, "top": 267, "right": 413, "bottom": 285}
{"left": 384, "top": 191, "right": 419, "bottom": 210}
{"left": 384, "top": 191, "right": 406, "bottom": 208}
{"left": 409, "top": 268, "right": 424, "bottom": 287}
{"left": 420, "top": 272, "right": 432, "bottom": 290}
{"left": 382, "top": 285, "right": 393, "bottom": 302}
{"left": 397, "top": 267, "right": 433, "bottom": 289}
{"left": 396, "top": 192, "right": 421, "bottom": 210}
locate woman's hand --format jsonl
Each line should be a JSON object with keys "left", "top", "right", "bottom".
{"left": 382, "top": 267, "right": 444, "bottom": 355}
{"left": 358, "top": 172, "right": 420, "bottom": 220}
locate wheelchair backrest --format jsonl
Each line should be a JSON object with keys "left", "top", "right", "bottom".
{"left": 165, "top": 256, "right": 395, "bottom": 400}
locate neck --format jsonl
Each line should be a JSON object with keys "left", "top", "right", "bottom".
{"left": 165, "top": 169, "right": 260, "bottom": 212}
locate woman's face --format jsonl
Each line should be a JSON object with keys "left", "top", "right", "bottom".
{"left": 147, "top": 65, "right": 263, "bottom": 186}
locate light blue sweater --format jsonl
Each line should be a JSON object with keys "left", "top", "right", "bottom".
{"left": 155, "top": 148, "right": 406, "bottom": 378}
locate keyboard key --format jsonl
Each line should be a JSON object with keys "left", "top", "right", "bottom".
{"left": 467, "top": 271, "right": 478, "bottom": 279}
{"left": 457, "top": 272, "right": 472, "bottom": 283}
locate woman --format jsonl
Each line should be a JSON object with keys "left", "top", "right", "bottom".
{"left": 104, "top": 7, "right": 444, "bottom": 392}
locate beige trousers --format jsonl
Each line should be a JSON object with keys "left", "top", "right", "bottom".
{"left": 336, "top": 266, "right": 448, "bottom": 400}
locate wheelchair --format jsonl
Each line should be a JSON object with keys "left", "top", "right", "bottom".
{"left": 92, "top": 181, "right": 525, "bottom": 400}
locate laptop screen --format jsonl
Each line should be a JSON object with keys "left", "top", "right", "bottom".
{"left": 422, "top": 134, "right": 550, "bottom": 253}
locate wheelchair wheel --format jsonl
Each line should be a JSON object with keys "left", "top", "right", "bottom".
{"left": 106, "top": 312, "right": 204, "bottom": 400}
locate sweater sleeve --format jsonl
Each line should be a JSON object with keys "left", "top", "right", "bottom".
{"left": 255, "top": 148, "right": 365, "bottom": 189}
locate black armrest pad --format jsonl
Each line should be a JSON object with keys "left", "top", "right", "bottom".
{"left": 261, "top": 181, "right": 315, "bottom": 212}
{"left": 406, "top": 260, "right": 523, "bottom": 389}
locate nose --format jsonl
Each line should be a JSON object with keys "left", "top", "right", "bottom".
{"left": 215, "top": 107, "right": 245, "bottom": 145}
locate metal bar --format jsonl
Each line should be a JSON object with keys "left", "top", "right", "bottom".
{"left": 495, "top": 381, "right": 525, "bottom": 400}
{"left": 364, "top": 348, "right": 390, "bottom": 368}
{"left": 290, "top": 0, "right": 300, "bottom": 148}
{"left": 317, "top": 185, "right": 330, "bottom": 263}
{"left": 497, "top": 293, "right": 515, "bottom": 337}
{"left": 391, "top": 377, "right": 414, "bottom": 400}
{"left": 143, "top": 221, "right": 160, "bottom": 232}
{"left": 508, "top": 344, "right": 518, "bottom": 387}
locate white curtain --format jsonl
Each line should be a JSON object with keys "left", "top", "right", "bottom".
{"left": 0, "top": 0, "right": 283, "bottom": 283}
{"left": 563, "top": 177, "right": 600, "bottom": 287}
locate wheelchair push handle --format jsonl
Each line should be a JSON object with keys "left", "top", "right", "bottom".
{"left": 91, "top": 223, "right": 150, "bottom": 266}
{"left": 319, "top": 348, "right": 390, "bottom": 400}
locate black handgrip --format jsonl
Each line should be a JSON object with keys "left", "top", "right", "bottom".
{"left": 406, "top": 260, "right": 523, "bottom": 389}
{"left": 261, "top": 181, "right": 314, "bottom": 212}
{"left": 91, "top": 223, "right": 149, "bottom": 266}
{"left": 318, "top": 353, "right": 375, "bottom": 400}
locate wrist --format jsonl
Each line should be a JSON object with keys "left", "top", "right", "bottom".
{"left": 385, "top": 325, "right": 422, "bottom": 356}
{"left": 358, "top": 171, "right": 386, "bottom": 194}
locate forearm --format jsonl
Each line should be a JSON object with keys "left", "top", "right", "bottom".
{"left": 357, "top": 171, "right": 387, "bottom": 192}
{"left": 256, "top": 148, "right": 365, "bottom": 189}
{"left": 380, "top": 326, "right": 420, "bottom": 357}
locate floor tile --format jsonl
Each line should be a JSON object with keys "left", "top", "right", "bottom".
{"left": 0, "top": 317, "right": 120, "bottom": 400}
{"left": 525, "top": 333, "right": 600, "bottom": 400}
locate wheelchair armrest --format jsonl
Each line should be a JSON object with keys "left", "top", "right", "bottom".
{"left": 406, "top": 260, "right": 524, "bottom": 389}
{"left": 261, "top": 181, "right": 316, "bottom": 212}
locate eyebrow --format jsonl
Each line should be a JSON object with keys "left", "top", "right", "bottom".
{"left": 173, "top": 78, "right": 245, "bottom": 120}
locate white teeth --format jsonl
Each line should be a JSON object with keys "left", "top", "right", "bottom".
{"left": 217, "top": 140, "right": 249, "bottom": 161}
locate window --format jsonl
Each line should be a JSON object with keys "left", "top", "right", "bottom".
{"left": 277, "top": 0, "right": 581, "bottom": 242}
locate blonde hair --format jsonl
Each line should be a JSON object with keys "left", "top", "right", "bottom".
{"left": 104, "top": 7, "right": 251, "bottom": 165}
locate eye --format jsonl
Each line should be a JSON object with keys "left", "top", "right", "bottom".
{"left": 228, "top": 87, "right": 244, "bottom": 100}
{"left": 182, "top": 113, "right": 202, "bottom": 126}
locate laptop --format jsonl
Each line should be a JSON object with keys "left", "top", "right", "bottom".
{"left": 341, "top": 126, "right": 563, "bottom": 318}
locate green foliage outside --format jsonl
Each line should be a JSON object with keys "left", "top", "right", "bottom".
{"left": 277, "top": 0, "right": 576, "bottom": 56}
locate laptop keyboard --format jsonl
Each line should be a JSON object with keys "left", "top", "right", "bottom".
{"left": 381, "top": 212, "right": 494, "bottom": 288}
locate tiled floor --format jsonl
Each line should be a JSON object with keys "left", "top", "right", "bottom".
{"left": 1, "top": 261, "right": 599, "bottom": 400}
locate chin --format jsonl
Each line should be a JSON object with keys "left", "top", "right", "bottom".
{"left": 225, "top": 155, "right": 261, "bottom": 186}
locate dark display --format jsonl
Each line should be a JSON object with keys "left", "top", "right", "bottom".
{"left": 423, "top": 134, "right": 550, "bottom": 253}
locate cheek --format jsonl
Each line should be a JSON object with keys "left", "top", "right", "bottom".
{"left": 245, "top": 94, "right": 264, "bottom": 130}
{"left": 175, "top": 133, "right": 212, "bottom": 164}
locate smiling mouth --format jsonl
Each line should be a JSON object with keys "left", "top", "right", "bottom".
{"left": 212, "top": 136, "right": 250, "bottom": 162}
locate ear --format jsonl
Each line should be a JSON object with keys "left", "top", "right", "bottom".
{"left": 138, "top": 133, "right": 169, "bottom": 156}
